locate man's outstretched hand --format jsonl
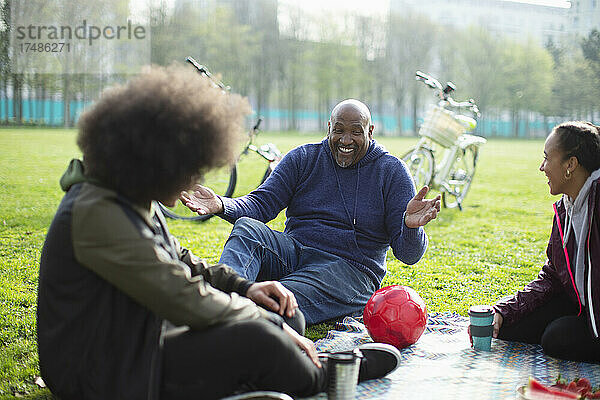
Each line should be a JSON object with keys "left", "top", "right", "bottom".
{"left": 405, "top": 186, "right": 441, "bottom": 228}
{"left": 180, "top": 184, "right": 224, "bottom": 215}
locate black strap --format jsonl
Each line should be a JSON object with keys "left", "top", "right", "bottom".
{"left": 470, "top": 324, "right": 493, "bottom": 337}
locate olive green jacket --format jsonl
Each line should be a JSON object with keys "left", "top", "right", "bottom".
{"left": 37, "top": 159, "right": 266, "bottom": 400}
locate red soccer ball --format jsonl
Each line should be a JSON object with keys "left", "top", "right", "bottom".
{"left": 363, "top": 285, "right": 427, "bottom": 349}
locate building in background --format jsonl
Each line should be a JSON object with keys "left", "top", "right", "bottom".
{"left": 390, "top": 0, "right": 599, "bottom": 45}
{"left": 174, "top": 0, "right": 277, "bottom": 27}
{"left": 390, "top": 0, "right": 567, "bottom": 45}
{"left": 569, "top": 0, "right": 600, "bottom": 37}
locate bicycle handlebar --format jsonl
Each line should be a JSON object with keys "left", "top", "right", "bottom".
{"left": 186, "top": 56, "right": 230, "bottom": 91}
{"left": 253, "top": 117, "right": 263, "bottom": 131}
{"left": 415, "top": 70, "right": 480, "bottom": 116}
{"left": 185, "top": 56, "right": 264, "bottom": 142}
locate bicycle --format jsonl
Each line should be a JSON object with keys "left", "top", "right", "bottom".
{"left": 401, "top": 71, "right": 486, "bottom": 211}
{"left": 158, "top": 57, "right": 283, "bottom": 222}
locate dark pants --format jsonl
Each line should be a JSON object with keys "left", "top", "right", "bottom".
{"left": 498, "top": 294, "right": 600, "bottom": 363}
{"left": 160, "top": 318, "right": 326, "bottom": 400}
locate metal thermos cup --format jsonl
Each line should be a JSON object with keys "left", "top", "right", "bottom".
{"left": 327, "top": 349, "right": 363, "bottom": 400}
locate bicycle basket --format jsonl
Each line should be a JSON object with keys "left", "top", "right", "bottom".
{"left": 419, "top": 105, "right": 466, "bottom": 147}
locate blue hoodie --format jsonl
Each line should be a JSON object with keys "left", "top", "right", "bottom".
{"left": 220, "top": 138, "right": 428, "bottom": 285}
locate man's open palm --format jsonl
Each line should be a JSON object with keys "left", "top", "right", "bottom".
{"left": 180, "top": 184, "right": 224, "bottom": 215}
{"left": 405, "top": 186, "right": 441, "bottom": 228}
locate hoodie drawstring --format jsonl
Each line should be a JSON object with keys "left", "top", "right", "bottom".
{"left": 331, "top": 158, "right": 360, "bottom": 227}
{"left": 353, "top": 166, "right": 360, "bottom": 225}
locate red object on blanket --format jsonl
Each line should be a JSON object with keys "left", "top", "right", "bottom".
{"left": 363, "top": 285, "right": 427, "bottom": 349}
{"left": 527, "top": 377, "right": 580, "bottom": 398}
{"left": 551, "top": 377, "right": 600, "bottom": 399}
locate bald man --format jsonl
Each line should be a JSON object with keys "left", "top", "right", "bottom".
{"left": 183, "top": 99, "right": 441, "bottom": 325}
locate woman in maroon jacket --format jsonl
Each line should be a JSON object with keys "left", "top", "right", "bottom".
{"left": 493, "top": 121, "right": 600, "bottom": 363}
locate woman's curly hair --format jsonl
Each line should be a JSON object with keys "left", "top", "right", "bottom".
{"left": 77, "top": 64, "right": 250, "bottom": 204}
{"left": 552, "top": 121, "right": 600, "bottom": 174}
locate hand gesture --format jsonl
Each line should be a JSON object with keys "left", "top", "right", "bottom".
{"left": 246, "top": 281, "right": 298, "bottom": 318}
{"left": 283, "top": 323, "right": 322, "bottom": 368}
{"left": 180, "top": 184, "right": 224, "bottom": 215}
{"left": 404, "top": 186, "right": 441, "bottom": 228}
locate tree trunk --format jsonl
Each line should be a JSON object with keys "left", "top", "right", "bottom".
{"left": 2, "top": 78, "right": 7, "bottom": 124}
{"left": 12, "top": 74, "right": 23, "bottom": 124}
{"left": 395, "top": 92, "right": 404, "bottom": 136}
{"left": 49, "top": 89, "right": 55, "bottom": 126}
{"left": 63, "top": 74, "right": 71, "bottom": 127}
{"left": 411, "top": 91, "right": 418, "bottom": 136}
{"left": 377, "top": 85, "right": 385, "bottom": 136}
{"left": 28, "top": 76, "right": 34, "bottom": 123}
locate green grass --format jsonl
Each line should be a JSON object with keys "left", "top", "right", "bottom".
{"left": 0, "top": 128, "right": 555, "bottom": 398}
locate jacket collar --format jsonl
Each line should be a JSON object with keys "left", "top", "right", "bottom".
{"left": 59, "top": 158, "right": 154, "bottom": 227}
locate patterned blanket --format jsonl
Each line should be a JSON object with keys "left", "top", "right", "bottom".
{"left": 301, "top": 313, "right": 600, "bottom": 399}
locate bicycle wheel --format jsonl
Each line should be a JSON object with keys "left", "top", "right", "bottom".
{"left": 401, "top": 147, "right": 434, "bottom": 189}
{"left": 441, "top": 145, "right": 478, "bottom": 210}
{"left": 159, "top": 165, "right": 237, "bottom": 221}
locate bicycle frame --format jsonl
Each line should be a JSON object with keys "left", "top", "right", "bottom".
{"left": 242, "top": 117, "right": 282, "bottom": 165}
{"left": 402, "top": 72, "right": 486, "bottom": 210}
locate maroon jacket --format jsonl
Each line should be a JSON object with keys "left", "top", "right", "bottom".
{"left": 494, "top": 178, "right": 600, "bottom": 340}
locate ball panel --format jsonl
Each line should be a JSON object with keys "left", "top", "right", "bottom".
{"left": 366, "top": 314, "right": 389, "bottom": 342}
{"left": 385, "top": 287, "right": 410, "bottom": 306}
{"left": 398, "top": 300, "right": 422, "bottom": 325}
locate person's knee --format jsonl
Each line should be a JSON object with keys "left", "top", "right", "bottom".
{"left": 232, "top": 217, "right": 265, "bottom": 238}
{"left": 284, "top": 309, "right": 306, "bottom": 336}
{"left": 236, "top": 319, "right": 289, "bottom": 355}
{"left": 541, "top": 318, "right": 570, "bottom": 358}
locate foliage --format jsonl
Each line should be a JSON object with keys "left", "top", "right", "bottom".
{"left": 549, "top": 46, "right": 597, "bottom": 119}
{"left": 385, "top": 12, "right": 438, "bottom": 134}
{"left": 441, "top": 27, "right": 506, "bottom": 136}
{"left": 3, "top": 2, "right": 599, "bottom": 132}
{"left": 0, "top": 128, "right": 558, "bottom": 397}
{"left": 581, "top": 29, "right": 600, "bottom": 102}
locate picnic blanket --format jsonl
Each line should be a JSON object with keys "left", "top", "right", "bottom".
{"left": 301, "top": 312, "right": 600, "bottom": 399}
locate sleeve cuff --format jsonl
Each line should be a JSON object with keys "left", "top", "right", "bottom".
{"left": 402, "top": 211, "right": 425, "bottom": 240}
{"left": 217, "top": 196, "right": 237, "bottom": 224}
{"left": 236, "top": 279, "right": 254, "bottom": 296}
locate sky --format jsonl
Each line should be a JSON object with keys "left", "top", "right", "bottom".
{"left": 279, "top": 0, "right": 571, "bottom": 15}
{"left": 131, "top": 0, "right": 572, "bottom": 21}
{"left": 501, "top": 0, "right": 570, "bottom": 6}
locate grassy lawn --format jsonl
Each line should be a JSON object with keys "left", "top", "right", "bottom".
{"left": 0, "top": 127, "right": 555, "bottom": 398}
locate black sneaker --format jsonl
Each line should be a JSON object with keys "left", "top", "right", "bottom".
{"left": 357, "top": 342, "right": 401, "bottom": 382}
{"left": 220, "top": 391, "right": 293, "bottom": 400}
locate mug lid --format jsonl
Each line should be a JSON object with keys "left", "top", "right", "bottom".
{"left": 468, "top": 305, "right": 493, "bottom": 316}
{"left": 329, "top": 349, "right": 362, "bottom": 364}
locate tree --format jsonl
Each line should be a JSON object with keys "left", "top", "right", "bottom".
{"left": 550, "top": 46, "right": 596, "bottom": 120}
{"left": 246, "top": 0, "right": 279, "bottom": 126}
{"left": 0, "top": 0, "right": 10, "bottom": 123}
{"left": 581, "top": 29, "right": 600, "bottom": 119}
{"left": 385, "top": 12, "right": 437, "bottom": 135}
{"left": 442, "top": 27, "right": 507, "bottom": 136}
{"left": 353, "top": 14, "right": 387, "bottom": 134}
{"left": 500, "top": 40, "right": 553, "bottom": 137}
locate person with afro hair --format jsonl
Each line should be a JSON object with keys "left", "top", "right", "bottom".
{"left": 37, "top": 64, "right": 326, "bottom": 399}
